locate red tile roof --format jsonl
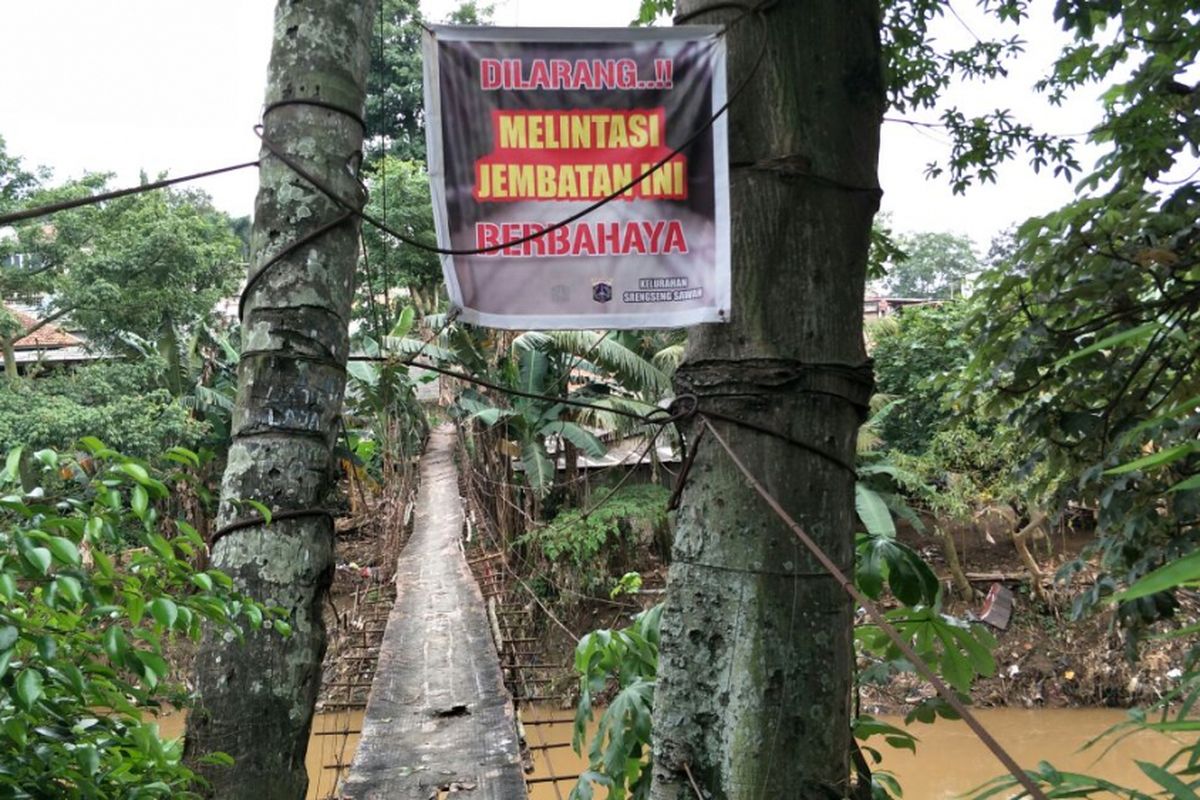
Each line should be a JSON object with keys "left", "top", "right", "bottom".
{"left": 7, "top": 306, "right": 81, "bottom": 350}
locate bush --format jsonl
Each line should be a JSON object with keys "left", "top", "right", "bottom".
{"left": 870, "top": 301, "right": 979, "bottom": 455}
{"left": 0, "top": 440, "right": 272, "bottom": 797}
{"left": 0, "top": 361, "right": 204, "bottom": 458}
{"left": 521, "top": 484, "right": 670, "bottom": 595}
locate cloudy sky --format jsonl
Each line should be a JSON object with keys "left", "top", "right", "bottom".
{"left": 0, "top": 1, "right": 1128, "bottom": 251}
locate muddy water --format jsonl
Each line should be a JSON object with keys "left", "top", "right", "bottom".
{"left": 525, "top": 707, "right": 1194, "bottom": 800}
{"left": 878, "top": 708, "right": 1190, "bottom": 799}
{"left": 152, "top": 706, "right": 1189, "bottom": 798}
{"left": 155, "top": 710, "right": 364, "bottom": 800}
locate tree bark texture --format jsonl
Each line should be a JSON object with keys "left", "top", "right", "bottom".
{"left": 650, "top": 3, "right": 882, "bottom": 799}
{"left": 184, "top": 2, "right": 378, "bottom": 797}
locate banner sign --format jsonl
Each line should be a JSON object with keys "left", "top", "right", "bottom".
{"left": 423, "top": 26, "right": 729, "bottom": 329}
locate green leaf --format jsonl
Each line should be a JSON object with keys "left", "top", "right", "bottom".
{"left": 857, "top": 536, "right": 886, "bottom": 599}
{"left": 2, "top": 447, "right": 23, "bottom": 483}
{"left": 78, "top": 436, "right": 108, "bottom": 455}
{"left": 521, "top": 441, "right": 555, "bottom": 497}
{"left": 55, "top": 576, "right": 83, "bottom": 606}
{"left": 103, "top": 626, "right": 127, "bottom": 662}
{"left": 0, "top": 625, "right": 17, "bottom": 652}
{"left": 135, "top": 651, "right": 169, "bottom": 687}
{"left": 32, "top": 449, "right": 57, "bottom": 469}
{"left": 131, "top": 484, "right": 149, "bottom": 518}
{"left": 145, "top": 532, "right": 174, "bottom": 562}
{"left": 1054, "top": 320, "right": 1159, "bottom": 368}
{"left": 200, "top": 751, "right": 236, "bottom": 767}
{"left": 856, "top": 484, "right": 896, "bottom": 539}
{"left": 543, "top": 421, "right": 607, "bottom": 459}
{"left": 245, "top": 604, "right": 263, "bottom": 629}
{"left": 1137, "top": 761, "right": 1199, "bottom": 799}
{"left": 346, "top": 360, "right": 380, "bottom": 386}
{"left": 24, "top": 547, "right": 52, "bottom": 576}
{"left": 117, "top": 462, "right": 152, "bottom": 485}
{"left": 0, "top": 573, "right": 16, "bottom": 602}
{"left": 1105, "top": 442, "right": 1197, "bottom": 475}
{"left": 1114, "top": 550, "right": 1200, "bottom": 602}
{"left": 149, "top": 598, "right": 179, "bottom": 630}
{"left": 244, "top": 499, "right": 272, "bottom": 525}
{"left": 517, "top": 346, "right": 549, "bottom": 395}
{"left": 47, "top": 536, "right": 80, "bottom": 567}
{"left": 127, "top": 591, "right": 146, "bottom": 626}
{"left": 190, "top": 573, "right": 213, "bottom": 592}
{"left": 3, "top": 717, "right": 26, "bottom": 748}
{"left": 1168, "top": 473, "right": 1200, "bottom": 493}
{"left": 936, "top": 628, "right": 973, "bottom": 692}
{"left": 164, "top": 446, "right": 200, "bottom": 468}
{"left": 14, "top": 669, "right": 43, "bottom": 711}
{"left": 390, "top": 305, "right": 416, "bottom": 339}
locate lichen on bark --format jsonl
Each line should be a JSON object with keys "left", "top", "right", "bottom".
{"left": 183, "top": 2, "right": 380, "bottom": 797}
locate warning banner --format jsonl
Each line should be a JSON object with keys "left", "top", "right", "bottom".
{"left": 423, "top": 26, "right": 729, "bottom": 329}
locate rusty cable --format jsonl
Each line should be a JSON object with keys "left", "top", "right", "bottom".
{"left": 699, "top": 417, "right": 1050, "bottom": 800}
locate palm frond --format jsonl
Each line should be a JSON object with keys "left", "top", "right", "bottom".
{"left": 651, "top": 343, "right": 685, "bottom": 376}
{"left": 544, "top": 330, "right": 672, "bottom": 397}
{"left": 380, "top": 335, "right": 455, "bottom": 362}
{"left": 569, "top": 394, "right": 662, "bottom": 436}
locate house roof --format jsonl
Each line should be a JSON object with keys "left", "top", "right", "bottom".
{"left": 6, "top": 305, "right": 82, "bottom": 350}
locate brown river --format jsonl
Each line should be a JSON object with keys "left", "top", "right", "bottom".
{"left": 153, "top": 706, "right": 1189, "bottom": 798}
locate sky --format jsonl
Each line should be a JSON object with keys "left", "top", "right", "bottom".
{"left": 0, "top": 1, "right": 1159, "bottom": 253}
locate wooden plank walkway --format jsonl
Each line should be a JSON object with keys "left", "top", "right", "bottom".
{"left": 341, "top": 425, "right": 527, "bottom": 800}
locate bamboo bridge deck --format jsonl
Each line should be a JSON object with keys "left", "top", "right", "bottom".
{"left": 341, "top": 425, "right": 527, "bottom": 799}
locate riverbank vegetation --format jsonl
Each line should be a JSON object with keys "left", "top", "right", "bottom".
{"left": 1, "top": 0, "right": 1198, "bottom": 796}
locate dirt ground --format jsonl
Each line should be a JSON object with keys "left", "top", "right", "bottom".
{"left": 859, "top": 515, "right": 1198, "bottom": 714}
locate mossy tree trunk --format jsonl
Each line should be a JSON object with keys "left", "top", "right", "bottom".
{"left": 650, "top": 3, "right": 882, "bottom": 798}
{"left": 183, "top": 2, "right": 378, "bottom": 797}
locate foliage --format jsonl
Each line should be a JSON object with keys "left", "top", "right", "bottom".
{"left": 521, "top": 484, "right": 670, "bottom": 592}
{"left": 364, "top": 0, "right": 491, "bottom": 162}
{"left": 344, "top": 328, "right": 429, "bottom": 476}
{"left": 0, "top": 135, "right": 43, "bottom": 215}
{"left": 853, "top": 437, "right": 999, "bottom": 723}
{"left": 869, "top": 301, "right": 981, "bottom": 454}
{"left": 852, "top": 717, "right": 911, "bottom": 799}
{"left": 964, "top": 183, "right": 1200, "bottom": 620}
{"left": 571, "top": 604, "right": 662, "bottom": 800}
{"left": 0, "top": 441, "right": 274, "bottom": 797}
{"left": 358, "top": 157, "right": 443, "bottom": 330}
{"left": 566, "top": 464, "right": 996, "bottom": 800}
{"left": 0, "top": 361, "right": 206, "bottom": 459}
{"left": 453, "top": 343, "right": 607, "bottom": 497}
{"left": 869, "top": 216, "right": 910, "bottom": 283}
{"left": 856, "top": 605, "right": 998, "bottom": 697}
{"left": 436, "top": 325, "right": 671, "bottom": 498}
{"left": 364, "top": 0, "right": 427, "bottom": 162}
{"left": 117, "top": 323, "right": 242, "bottom": 453}
{"left": 877, "top": 231, "right": 979, "bottom": 299}
{"left": 3, "top": 177, "right": 242, "bottom": 349}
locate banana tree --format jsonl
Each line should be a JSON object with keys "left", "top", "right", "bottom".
{"left": 454, "top": 341, "right": 606, "bottom": 497}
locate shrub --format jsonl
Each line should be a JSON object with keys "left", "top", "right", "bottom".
{"left": 0, "top": 440, "right": 272, "bottom": 797}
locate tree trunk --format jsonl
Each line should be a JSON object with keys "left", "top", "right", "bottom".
{"left": 2, "top": 337, "right": 18, "bottom": 381}
{"left": 183, "top": 2, "right": 377, "bottom": 797}
{"left": 650, "top": 3, "right": 882, "bottom": 799}
{"left": 936, "top": 523, "right": 976, "bottom": 600}
{"left": 1014, "top": 510, "right": 1050, "bottom": 605}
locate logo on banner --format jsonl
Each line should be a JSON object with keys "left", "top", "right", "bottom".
{"left": 592, "top": 280, "right": 613, "bottom": 303}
